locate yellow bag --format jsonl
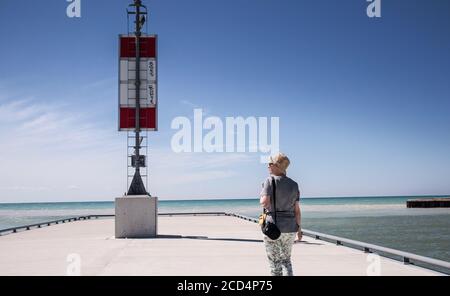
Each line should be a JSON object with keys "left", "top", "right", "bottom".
{"left": 258, "top": 212, "right": 266, "bottom": 226}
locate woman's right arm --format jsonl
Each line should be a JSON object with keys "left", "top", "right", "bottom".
{"left": 260, "top": 195, "right": 270, "bottom": 209}
{"left": 294, "top": 201, "right": 302, "bottom": 241}
{"left": 260, "top": 178, "right": 271, "bottom": 209}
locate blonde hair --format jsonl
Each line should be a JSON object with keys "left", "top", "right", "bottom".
{"left": 269, "top": 152, "right": 290, "bottom": 174}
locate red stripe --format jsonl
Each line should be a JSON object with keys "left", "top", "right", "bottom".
{"left": 120, "top": 36, "right": 156, "bottom": 58}
{"left": 119, "top": 108, "right": 157, "bottom": 129}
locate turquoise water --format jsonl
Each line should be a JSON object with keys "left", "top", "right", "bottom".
{"left": 1, "top": 196, "right": 449, "bottom": 262}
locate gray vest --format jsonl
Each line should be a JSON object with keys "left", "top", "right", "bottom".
{"left": 261, "top": 175, "right": 300, "bottom": 233}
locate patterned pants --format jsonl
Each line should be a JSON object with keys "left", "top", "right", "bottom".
{"left": 263, "top": 232, "right": 296, "bottom": 276}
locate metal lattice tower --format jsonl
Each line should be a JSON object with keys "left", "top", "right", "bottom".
{"left": 126, "top": 0, "right": 149, "bottom": 196}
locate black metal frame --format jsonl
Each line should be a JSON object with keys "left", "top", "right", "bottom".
{"left": 127, "top": 0, "right": 149, "bottom": 196}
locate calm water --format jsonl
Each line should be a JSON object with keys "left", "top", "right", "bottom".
{"left": 0, "top": 196, "right": 449, "bottom": 262}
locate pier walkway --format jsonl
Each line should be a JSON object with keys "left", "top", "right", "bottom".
{"left": 0, "top": 215, "right": 446, "bottom": 276}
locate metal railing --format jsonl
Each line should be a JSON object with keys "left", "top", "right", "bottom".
{"left": 299, "top": 228, "right": 450, "bottom": 274}
{"left": 160, "top": 212, "right": 228, "bottom": 217}
{"left": 0, "top": 212, "right": 449, "bottom": 274}
{"left": 0, "top": 215, "right": 113, "bottom": 236}
{"left": 227, "top": 213, "right": 450, "bottom": 275}
{"left": 0, "top": 213, "right": 225, "bottom": 236}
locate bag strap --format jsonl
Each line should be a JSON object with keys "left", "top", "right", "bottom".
{"left": 271, "top": 177, "right": 277, "bottom": 223}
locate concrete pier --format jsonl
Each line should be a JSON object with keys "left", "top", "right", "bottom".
{"left": 0, "top": 215, "right": 445, "bottom": 276}
{"left": 407, "top": 198, "right": 450, "bottom": 208}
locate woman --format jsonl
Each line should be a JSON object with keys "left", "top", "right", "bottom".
{"left": 260, "top": 152, "right": 302, "bottom": 276}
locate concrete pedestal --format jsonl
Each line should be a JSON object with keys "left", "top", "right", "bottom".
{"left": 115, "top": 196, "right": 158, "bottom": 238}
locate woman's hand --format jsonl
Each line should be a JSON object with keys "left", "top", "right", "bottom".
{"left": 296, "top": 229, "right": 303, "bottom": 242}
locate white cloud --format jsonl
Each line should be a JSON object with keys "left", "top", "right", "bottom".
{"left": 0, "top": 94, "right": 125, "bottom": 202}
{"left": 0, "top": 94, "right": 262, "bottom": 202}
{"left": 179, "top": 100, "right": 213, "bottom": 118}
{"left": 148, "top": 149, "right": 256, "bottom": 185}
{"left": 81, "top": 77, "right": 116, "bottom": 90}
{"left": 0, "top": 186, "right": 51, "bottom": 192}
{"left": 0, "top": 97, "right": 120, "bottom": 154}
{"left": 0, "top": 98, "right": 49, "bottom": 123}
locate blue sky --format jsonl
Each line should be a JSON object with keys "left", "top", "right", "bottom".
{"left": 0, "top": 0, "right": 449, "bottom": 202}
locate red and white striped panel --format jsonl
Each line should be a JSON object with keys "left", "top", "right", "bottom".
{"left": 120, "top": 36, "right": 156, "bottom": 58}
{"left": 119, "top": 107, "right": 157, "bottom": 130}
{"left": 118, "top": 35, "right": 158, "bottom": 131}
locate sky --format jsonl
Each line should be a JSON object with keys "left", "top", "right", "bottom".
{"left": 0, "top": 0, "right": 449, "bottom": 203}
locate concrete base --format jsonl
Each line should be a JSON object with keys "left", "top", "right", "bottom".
{"left": 115, "top": 196, "right": 158, "bottom": 238}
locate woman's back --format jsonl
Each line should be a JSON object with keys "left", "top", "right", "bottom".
{"left": 261, "top": 174, "right": 300, "bottom": 233}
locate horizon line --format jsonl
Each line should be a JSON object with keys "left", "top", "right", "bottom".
{"left": 1, "top": 194, "right": 450, "bottom": 205}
